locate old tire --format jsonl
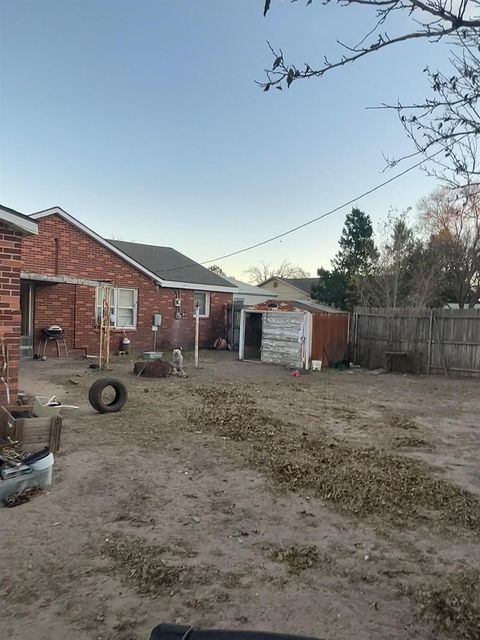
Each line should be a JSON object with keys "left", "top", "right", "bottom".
{"left": 88, "top": 378, "right": 128, "bottom": 414}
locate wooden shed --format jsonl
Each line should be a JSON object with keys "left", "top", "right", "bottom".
{"left": 238, "top": 300, "right": 349, "bottom": 369}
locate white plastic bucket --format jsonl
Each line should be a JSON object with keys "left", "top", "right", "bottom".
{"left": 29, "top": 452, "right": 54, "bottom": 472}
{"left": 311, "top": 360, "right": 323, "bottom": 371}
{"left": 29, "top": 452, "right": 54, "bottom": 488}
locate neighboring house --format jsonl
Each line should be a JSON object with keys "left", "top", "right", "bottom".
{"left": 225, "top": 277, "right": 278, "bottom": 306}
{"left": 258, "top": 277, "right": 319, "bottom": 301}
{"left": 20, "top": 207, "right": 236, "bottom": 357}
{"left": 0, "top": 205, "right": 38, "bottom": 401}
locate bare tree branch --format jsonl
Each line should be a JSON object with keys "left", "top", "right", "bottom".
{"left": 261, "top": 0, "right": 480, "bottom": 185}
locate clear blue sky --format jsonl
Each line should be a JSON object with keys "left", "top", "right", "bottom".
{"left": 0, "top": 0, "right": 448, "bottom": 278}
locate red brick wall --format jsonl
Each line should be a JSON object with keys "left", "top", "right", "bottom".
{"left": 0, "top": 223, "right": 23, "bottom": 400}
{"left": 22, "top": 214, "right": 232, "bottom": 355}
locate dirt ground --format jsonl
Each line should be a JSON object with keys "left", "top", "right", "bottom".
{"left": 1, "top": 351, "right": 479, "bottom": 640}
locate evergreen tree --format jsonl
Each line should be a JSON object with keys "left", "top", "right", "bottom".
{"left": 312, "top": 208, "right": 377, "bottom": 310}
{"left": 332, "top": 207, "right": 377, "bottom": 277}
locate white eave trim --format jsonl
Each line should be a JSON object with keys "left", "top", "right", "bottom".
{"left": 30, "top": 207, "right": 237, "bottom": 293}
{"left": 0, "top": 207, "right": 38, "bottom": 235}
{"left": 160, "top": 279, "right": 237, "bottom": 293}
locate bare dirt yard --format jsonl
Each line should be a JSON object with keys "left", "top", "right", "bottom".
{"left": 1, "top": 352, "right": 479, "bottom": 640}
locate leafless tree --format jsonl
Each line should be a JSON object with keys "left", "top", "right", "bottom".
{"left": 355, "top": 211, "right": 444, "bottom": 307}
{"left": 244, "top": 259, "right": 310, "bottom": 283}
{"left": 209, "top": 264, "right": 227, "bottom": 277}
{"left": 261, "top": 1, "right": 480, "bottom": 185}
{"left": 418, "top": 186, "right": 480, "bottom": 306}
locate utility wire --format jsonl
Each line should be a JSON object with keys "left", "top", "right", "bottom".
{"left": 200, "top": 147, "right": 444, "bottom": 265}
{"left": 113, "top": 147, "right": 444, "bottom": 277}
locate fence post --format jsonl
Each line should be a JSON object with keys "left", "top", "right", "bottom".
{"left": 353, "top": 310, "right": 359, "bottom": 364}
{"left": 433, "top": 312, "right": 449, "bottom": 377}
{"left": 427, "top": 309, "right": 433, "bottom": 374}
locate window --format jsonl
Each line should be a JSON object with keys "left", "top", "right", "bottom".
{"left": 96, "top": 287, "right": 138, "bottom": 329}
{"left": 193, "top": 291, "right": 210, "bottom": 318}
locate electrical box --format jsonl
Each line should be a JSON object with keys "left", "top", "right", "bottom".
{"left": 153, "top": 313, "right": 162, "bottom": 327}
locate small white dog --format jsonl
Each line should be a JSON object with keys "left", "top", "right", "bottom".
{"left": 172, "top": 348, "right": 186, "bottom": 377}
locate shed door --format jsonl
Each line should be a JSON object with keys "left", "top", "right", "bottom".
{"left": 261, "top": 311, "right": 305, "bottom": 368}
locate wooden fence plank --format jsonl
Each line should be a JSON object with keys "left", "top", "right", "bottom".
{"left": 352, "top": 307, "right": 480, "bottom": 377}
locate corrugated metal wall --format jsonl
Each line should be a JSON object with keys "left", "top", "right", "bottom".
{"left": 261, "top": 311, "right": 304, "bottom": 368}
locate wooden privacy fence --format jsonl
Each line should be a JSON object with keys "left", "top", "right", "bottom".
{"left": 351, "top": 307, "right": 480, "bottom": 376}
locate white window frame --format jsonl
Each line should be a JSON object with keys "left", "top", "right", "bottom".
{"left": 193, "top": 291, "right": 210, "bottom": 318}
{"left": 96, "top": 287, "right": 138, "bottom": 329}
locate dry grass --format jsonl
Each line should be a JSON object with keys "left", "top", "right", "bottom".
{"left": 389, "top": 415, "right": 418, "bottom": 430}
{"left": 189, "top": 385, "right": 480, "bottom": 532}
{"left": 393, "top": 435, "right": 431, "bottom": 449}
{"left": 417, "top": 569, "right": 480, "bottom": 640}
{"left": 102, "top": 534, "right": 191, "bottom": 595}
{"left": 267, "top": 544, "right": 321, "bottom": 573}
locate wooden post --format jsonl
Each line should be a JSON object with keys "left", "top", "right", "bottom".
{"left": 353, "top": 310, "right": 359, "bottom": 364}
{"left": 427, "top": 309, "right": 434, "bottom": 373}
{"left": 433, "top": 313, "right": 448, "bottom": 377}
{"left": 194, "top": 306, "right": 200, "bottom": 368}
{"left": 99, "top": 285, "right": 112, "bottom": 370}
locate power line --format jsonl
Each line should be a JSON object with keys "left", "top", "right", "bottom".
{"left": 114, "top": 147, "right": 443, "bottom": 278}
{"left": 200, "top": 148, "right": 443, "bottom": 265}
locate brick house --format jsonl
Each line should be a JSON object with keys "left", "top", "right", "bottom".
{"left": 0, "top": 205, "right": 38, "bottom": 401}
{"left": 20, "top": 207, "right": 235, "bottom": 358}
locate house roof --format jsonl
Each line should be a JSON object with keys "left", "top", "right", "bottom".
{"left": 30, "top": 207, "right": 236, "bottom": 293}
{"left": 225, "top": 277, "right": 278, "bottom": 297}
{"left": 0, "top": 204, "right": 38, "bottom": 235}
{"left": 280, "top": 277, "right": 319, "bottom": 295}
{"left": 283, "top": 299, "right": 344, "bottom": 314}
{"left": 110, "top": 240, "right": 234, "bottom": 289}
{"left": 259, "top": 276, "right": 319, "bottom": 296}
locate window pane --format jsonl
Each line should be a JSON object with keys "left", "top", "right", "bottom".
{"left": 194, "top": 292, "right": 206, "bottom": 315}
{"left": 117, "top": 308, "right": 134, "bottom": 327}
{"left": 118, "top": 289, "right": 134, "bottom": 307}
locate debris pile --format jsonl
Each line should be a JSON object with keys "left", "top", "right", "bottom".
{"left": 267, "top": 438, "right": 480, "bottom": 530}
{"left": 188, "top": 386, "right": 284, "bottom": 441}
{"left": 189, "top": 384, "right": 480, "bottom": 532}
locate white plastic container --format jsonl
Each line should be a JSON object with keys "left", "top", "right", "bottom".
{"left": 29, "top": 452, "right": 54, "bottom": 488}
{"left": 311, "top": 360, "right": 323, "bottom": 371}
{"left": 143, "top": 351, "right": 163, "bottom": 360}
{"left": 0, "top": 452, "right": 54, "bottom": 501}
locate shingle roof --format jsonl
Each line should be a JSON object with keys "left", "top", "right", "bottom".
{"left": 282, "top": 278, "right": 320, "bottom": 295}
{"left": 109, "top": 240, "right": 233, "bottom": 288}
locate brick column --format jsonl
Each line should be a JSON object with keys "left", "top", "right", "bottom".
{"left": 0, "top": 223, "right": 23, "bottom": 402}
